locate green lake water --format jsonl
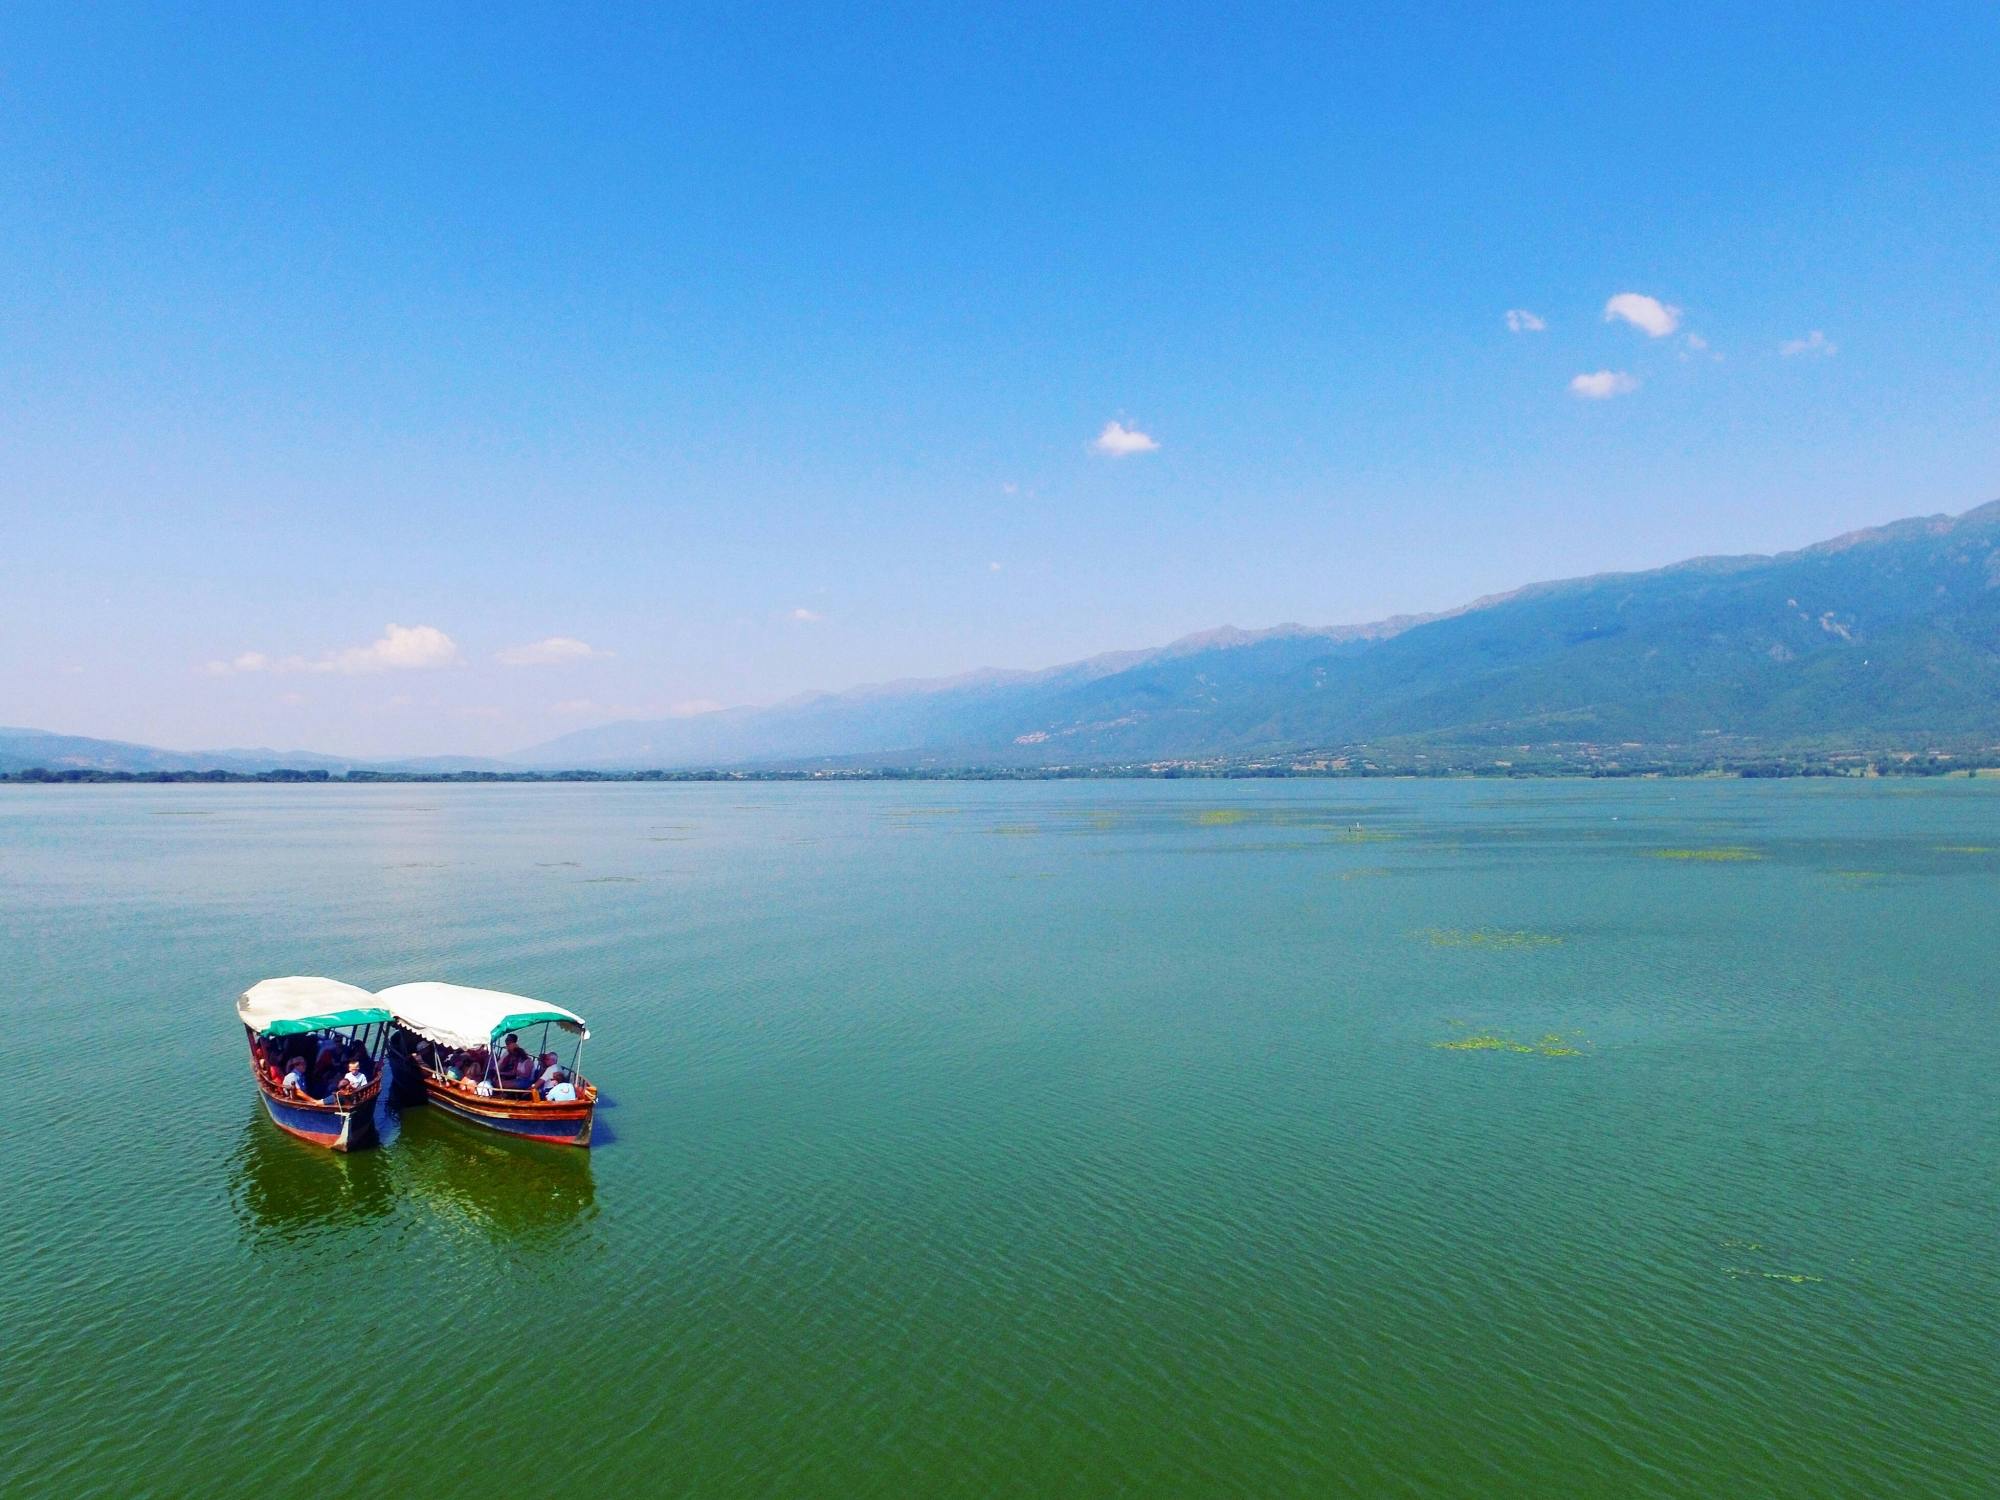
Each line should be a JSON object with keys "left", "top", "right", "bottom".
{"left": 2, "top": 779, "right": 1995, "bottom": 1497}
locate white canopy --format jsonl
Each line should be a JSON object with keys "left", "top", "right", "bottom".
{"left": 237, "top": 976, "right": 390, "bottom": 1037}
{"left": 379, "top": 981, "right": 589, "bottom": 1052}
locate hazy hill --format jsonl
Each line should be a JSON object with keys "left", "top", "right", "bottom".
{"left": 521, "top": 500, "right": 2000, "bottom": 768}
{"left": 0, "top": 729, "right": 505, "bottom": 777}
{"left": 13, "top": 501, "right": 2000, "bottom": 776}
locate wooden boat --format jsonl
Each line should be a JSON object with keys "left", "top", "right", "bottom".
{"left": 237, "top": 977, "right": 391, "bottom": 1152}
{"left": 381, "top": 981, "right": 597, "bottom": 1148}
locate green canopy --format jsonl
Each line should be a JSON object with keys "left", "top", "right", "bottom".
{"left": 377, "top": 981, "right": 589, "bottom": 1051}
{"left": 238, "top": 977, "right": 390, "bottom": 1037}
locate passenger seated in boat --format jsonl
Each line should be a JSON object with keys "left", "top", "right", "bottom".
{"left": 498, "top": 1033, "right": 535, "bottom": 1091}
{"left": 281, "top": 1057, "right": 310, "bottom": 1096}
{"left": 340, "top": 1057, "right": 369, "bottom": 1093}
{"left": 542, "top": 1069, "right": 578, "bottom": 1103}
{"left": 314, "top": 1035, "right": 344, "bottom": 1079}
{"left": 531, "top": 1051, "right": 562, "bottom": 1095}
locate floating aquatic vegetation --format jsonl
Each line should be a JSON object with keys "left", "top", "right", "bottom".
{"left": 1652, "top": 847, "right": 1764, "bottom": 862}
{"left": 1934, "top": 845, "right": 1995, "bottom": 854}
{"left": 1331, "top": 866, "right": 1393, "bottom": 881}
{"left": 1720, "top": 1238, "right": 1766, "bottom": 1252}
{"left": 992, "top": 824, "right": 1040, "bottom": 837}
{"left": 1433, "top": 1029, "right": 1587, "bottom": 1057}
{"left": 1724, "top": 1267, "right": 1823, "bottom": 1284}
{"left": 581, "top": 875, "right": 641, "bottom": 884}
{"left": 1330, "top": 827, "right": 1400, "bottom": 844}
{"left": 535, "top": 861, "right": 581, "bottom": 868}
{"left": 1193, "top": 809, "right": 1250, "bottom": 826}
{"left": 1829, "top": 869, "right": 1885, "bottom": 882}
{"left": 1435, "top": 1033, "right": 1537, "bottom": 1053}
{"left": 1414, "top": 927, "right": 1565, "bottom": 950}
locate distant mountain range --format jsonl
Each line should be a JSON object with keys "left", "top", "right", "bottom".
{"left": 13, "top": 501, "right": 2000, "bottom": 776}
{"left": 0, "top": 730, "right": 504, "bottom": 778}
{"left": 520, "top": 500, "right": 2000, "bottom": 770}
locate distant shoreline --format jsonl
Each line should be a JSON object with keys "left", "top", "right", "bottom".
{"left": 5, "top": 760, "right": 1994, "bottom": 785}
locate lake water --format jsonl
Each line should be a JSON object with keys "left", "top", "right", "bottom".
{"left": 2, "top": 779, "right": 1995, "bottom": 1497}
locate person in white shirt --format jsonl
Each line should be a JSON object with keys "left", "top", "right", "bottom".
{"left": 543, "top": 1073, "right": 578, "bottom": 1103}
{"left": 534, "top": 1052, "right": 562, "bottom": 1096}
{"left": 282, "top": 1059, "right": 309, "bottom": 1096}
{"left": 341, "top": 1059, "right": 369, "bottom": 1092}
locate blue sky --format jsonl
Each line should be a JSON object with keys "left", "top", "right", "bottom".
{"left": 4, "top": 3, "right": 1996, "bottom": 756}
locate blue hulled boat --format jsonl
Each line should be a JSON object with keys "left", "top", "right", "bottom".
{"left": 237, "top": 977, "right": 391, "bottom": 1152}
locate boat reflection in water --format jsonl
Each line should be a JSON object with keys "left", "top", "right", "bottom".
{"left": 228, "top": 1113, "right": 396, "bottom": 1243}
{"left": 231, "top": 1104, "right": 596, "bottom": 1244}
{"left": 385, "top": 1102, "right": 597, "bottom": 1240}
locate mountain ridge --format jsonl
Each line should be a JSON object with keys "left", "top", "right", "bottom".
{"left": 10, "top": 500, "right": 2000, "bottom": 776}
{"left": 519, "top": 499, "right": 2000, "bottom": 769}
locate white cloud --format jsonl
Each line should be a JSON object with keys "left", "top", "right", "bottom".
{"left": 1092, "top": 420, "right": 1159, "bottom": 456}
{"left": 989, "top": 561, "right": 1004, "bottom": 573}
{"left": 205, "top": 651, "right": 271, "bottom": 676}
{"left": 496, "top": 636, "right": 609, "bottom": 667}
{"left": 1781, "top": 330, "right": 1837, "bottom": 358}
{"left": 790, "top": 607, "right": 823, "bottom": 622}
{"left": 1504, "top": 309, "right": 1546, "bottom": 333}
{"left": 1569, "top": 370, "right": 1639, "bottom": 399}
{"left": 205, "top": 623, "right": 461, "bottom": 676}
{"left": 317, "top": 624, "right": 462, "bottom": 673}
{"left": 1603, "top": 292, "right": 1682, "bottom": 338}
{"left": 1684, "top": 333, "right": 1707, "bottom": 351}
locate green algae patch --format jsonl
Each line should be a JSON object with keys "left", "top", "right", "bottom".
{"left": 1434, "top": 1028, "right": 1588, "bottom": 1057}
{"left": 1330, "top": 827, "right": 1400, "bottom": 844}
{"left": 1934, "top": 845, "right": 1996, "bottom": 854}
{"left": 1415, "top": 927, "right": 1565, "bottom": 950}
{"left": 1652, "top": 846, "right": 1764, "bottom": 862}
{"left": 1193, "top": 809, "right": 1250, "bottom": 826}
{"left": 1436, "top": 1033, "right": 1537, "bottom": 1053}
{"left": 991, "top": 824, "right": 1040, "bottom": 837}
{"left": 1724, "top": 1267, "right": 1823, "bottom": 1285}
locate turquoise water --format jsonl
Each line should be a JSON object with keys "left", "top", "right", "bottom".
{"left": 2, "top": 779, "right": 1996, "bottom": 1497}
